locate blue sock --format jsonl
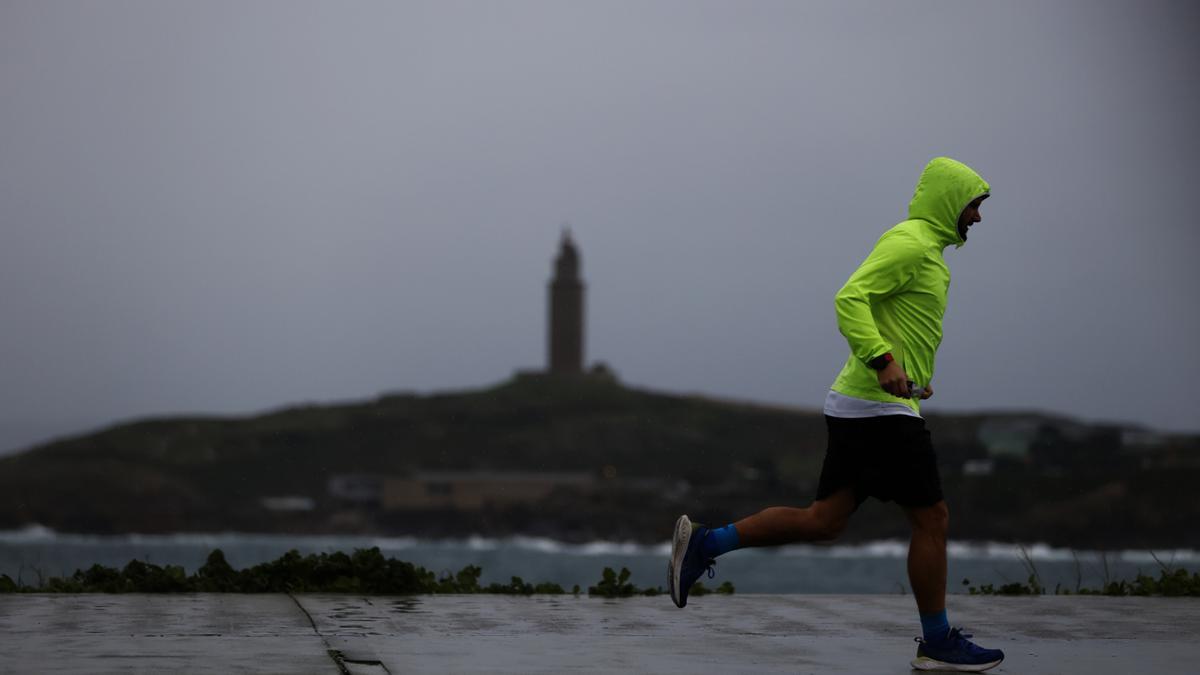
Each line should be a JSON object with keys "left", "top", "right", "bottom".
{"left": 701, "top": 524, "right": 740, "bottom": 559}
{"left": 920, "top": 609, "right": 950, "bottom": 642}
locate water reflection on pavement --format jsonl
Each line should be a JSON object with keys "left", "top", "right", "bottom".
{"left": 1, "top": 594, "right": 1196, "bottom": 674}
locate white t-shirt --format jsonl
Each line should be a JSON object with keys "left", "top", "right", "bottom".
{"left": 823, "top": 389, "right": 921, "bottom": 419}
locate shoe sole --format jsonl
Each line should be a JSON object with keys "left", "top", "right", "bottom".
{"left": 911, "top": 656, "right": 1003, "bottom": 672}
{"left": 668, "top": 514, "right": 692, "bottom": 608}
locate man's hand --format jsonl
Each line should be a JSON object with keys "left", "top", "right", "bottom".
{"left": 877, "top": 361, "right": 911, "bottom": 398}
{"left": 919, "top": 384, "right": 933, "bottom": 400}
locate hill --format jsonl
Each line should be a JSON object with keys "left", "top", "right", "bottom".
{"left": 1, "top": 374, "right": 1196, "bottom": 549}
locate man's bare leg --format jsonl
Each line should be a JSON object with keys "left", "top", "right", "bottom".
{"left": 669, "top": 487, "right": 857, "bottom": 607}
{"left": 903, "top": 500, "right": 949, "bottom": 613}
{"left": 903, "top": 500, "right": 1004, "bottom": 670}
{"left": 732, "top": 487, "right": 857, "bottom": 547}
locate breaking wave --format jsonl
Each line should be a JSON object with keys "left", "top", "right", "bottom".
{"left": 2, "top": 524, "right": 1196, "bottom": 564}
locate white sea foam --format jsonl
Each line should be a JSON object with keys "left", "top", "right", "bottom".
{"left": 822, "top": 540, "right": 910, "bottom": 558}
{"left": 2, "top": 525, "right": 1196, "bottom": 564}
{"left": 364, "top": 536, "right": 420, "bottom": 550}
{"left": 463, "top": 535, "right": 499, "bottom": 552}
{"left": 0, "top": 524, "right": 57, "bottom": 542}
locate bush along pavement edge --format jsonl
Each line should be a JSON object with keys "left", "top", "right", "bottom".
{"left": 0, "top": 548, "right": 738, "bottom": 596}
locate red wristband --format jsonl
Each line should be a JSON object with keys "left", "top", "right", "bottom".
{"left": 868, "top": 352, "right": 893, "bottom": 371}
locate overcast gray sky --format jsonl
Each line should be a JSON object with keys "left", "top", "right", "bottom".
{"left": 2, "top": 1, "right": 1198, "bottom": 454}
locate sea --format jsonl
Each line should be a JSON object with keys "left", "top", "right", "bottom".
{"left": 2, "top": 526, "right": 1196, "bottom": 594}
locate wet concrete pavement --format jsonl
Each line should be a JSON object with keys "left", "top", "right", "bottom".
{"left": 0, "top": 594, "right": 1196, "bottom": 673}
{"left": 0, "top": 594, "right": 324, "bottom": 673}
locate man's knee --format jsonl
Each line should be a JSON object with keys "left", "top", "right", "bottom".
{"left": 808, "top": 489, "right": 856, "bottom": 541}
{"left": 908, "top": 501, "right": 949, "bottom": 536}
{"left": 818, "top": 515, "right": 848, "bottom": 541}
{"left": 811, "top": 504, "right": 850, "bottom": 541}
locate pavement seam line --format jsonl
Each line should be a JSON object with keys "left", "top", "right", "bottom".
{"left": 288, "top": 592, "right": 352, "bottom": 675}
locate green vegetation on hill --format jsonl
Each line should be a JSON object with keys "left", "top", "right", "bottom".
{"left": 0, "top": 376, "right": 823, "bottom": 537}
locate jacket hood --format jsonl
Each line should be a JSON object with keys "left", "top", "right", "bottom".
{"left": 907, "top": 157, "right": 990, "bottom": 248}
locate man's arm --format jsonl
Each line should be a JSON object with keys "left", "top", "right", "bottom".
{"left": 833, "top": 231, "right": 923, "bottom": 398}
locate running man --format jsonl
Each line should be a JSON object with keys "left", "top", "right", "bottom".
{"left": 669, "top": 157, "right": 1004, "bottom": 672}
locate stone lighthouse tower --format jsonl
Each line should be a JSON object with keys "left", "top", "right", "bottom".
{"left": 548, "top": 230, "right": 585, "bottom": 374}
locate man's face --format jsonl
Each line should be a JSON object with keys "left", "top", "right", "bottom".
{"left": 957, "top": 196, "right": 987, "bottom": 241}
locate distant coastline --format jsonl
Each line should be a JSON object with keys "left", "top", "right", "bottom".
{"left": 2, "top": 377, "right": 1197, "bottom": 551}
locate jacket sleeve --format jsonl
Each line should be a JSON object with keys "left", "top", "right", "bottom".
{"left": 833, "top": 231, "right": 923, "bottom": 365}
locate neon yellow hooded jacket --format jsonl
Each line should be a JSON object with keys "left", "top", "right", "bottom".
{"left": 830, "top": 157, "right": 990, "bottom": 413}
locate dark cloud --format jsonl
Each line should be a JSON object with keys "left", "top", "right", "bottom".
{"left": 2, "top": 1, "right": 1197, "bottom": 453}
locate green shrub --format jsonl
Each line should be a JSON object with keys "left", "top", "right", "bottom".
{"left": 964, "top": 567, "right": 1200, "bottom": 597}
{"left": 0, "top": 548, "right": 683, "bottom": 597}
{"left": 586, "top": 566, "right": 729, "bottom": 598}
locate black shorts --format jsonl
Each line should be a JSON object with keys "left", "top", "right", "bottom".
{"left": 815, "top": 414, "right": 944, "bottom": 509}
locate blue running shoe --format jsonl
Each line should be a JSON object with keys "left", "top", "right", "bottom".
{"left": 911, "top": 627, "right": 1005, "bottom": 672}
{"left": 668, "top": 515, "right": 715, "bottom": 608}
